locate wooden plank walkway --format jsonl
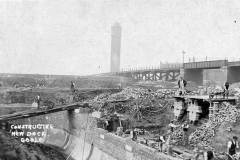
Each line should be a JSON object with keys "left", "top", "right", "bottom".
{"left": 0, "top": 103, "right": 89, "bottom": 121}
{"left": 174, "top": 95, "right": 236, "bottom": 102}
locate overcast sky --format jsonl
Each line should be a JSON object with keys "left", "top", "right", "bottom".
{"left": 0, "top": 0, "right": 240, "bottom": 75}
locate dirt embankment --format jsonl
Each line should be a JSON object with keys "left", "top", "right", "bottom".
{"left": 0, "top": 129, "right": 70, "bottom": 160}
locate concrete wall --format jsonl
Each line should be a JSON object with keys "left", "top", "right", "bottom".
{"left": 8, "top": 109, "right": 179, "bottom": 160}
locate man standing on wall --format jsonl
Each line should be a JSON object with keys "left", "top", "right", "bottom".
{"left": 70, "top": 81, "right": 75, "bottom": 93}
{"left": 224, "top": 81, "right": 230, "bottom": 99}
{"left": 36, "top": 95, "right": 41, "bottom": 109}
{"left": 178, "top": 77, "right": 187, "bottom": 95}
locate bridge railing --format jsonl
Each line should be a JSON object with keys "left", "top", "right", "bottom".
{"left": 120, "top": 63, "right": 182, "bottom": 73}
{"left": 183, "top": 60, "right": 228, "bottom": 69}
{"left": 186, "top": 56, "right": 229, "bottom": 63}
{"left": 226, "top": 57, "right": 240, "bottom": 62}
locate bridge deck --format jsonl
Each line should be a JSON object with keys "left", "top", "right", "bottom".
{"left": 0, "top": 103, "right": 89, "bottom": 121}
{"left": 174, "top": 95, "right": 236, "bottom": 102}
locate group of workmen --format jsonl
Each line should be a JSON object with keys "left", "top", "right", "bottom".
{"left": 177, "top": 76, "right": 230, "bottom": 98}
{"left": 176, "top": 77, "right": 239, "bottom": 159}
{"left": 33, "top": 79, "right": 238, "bottom": 159}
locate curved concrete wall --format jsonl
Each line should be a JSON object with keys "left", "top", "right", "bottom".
{"left": 9, "top": 108, "right": 178, "bottom": 160}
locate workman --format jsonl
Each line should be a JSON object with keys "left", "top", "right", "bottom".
{"left": 116, "top": 126, "right": 123, "bottom": 136}
{"left": 182, "top": 122, "right": 189, "bottom": 132}
{"left": 228, "top": 136, "right": 239, "bottom": 156}
{"left": 182, "top": 122, "right": 189, "bottom": 145}
{"left": 36, "top": 95, "right": 41, "bottom": 109}
{"left": 224, "top": 82, "right": 230, "bottom": 99}
{"left": 70, "top": 81, "right": 75, "bottom": 93}
{"left": 169, "top": 120, "right": 178, "bottom": 132}
{"left": 166, "top": 135, "right": 173, "bottom": 155}
{"left": 225, "top": 81, "right": 230, "bottom": 90}
{"left": 178, "top": 77, "right": 187, "bottom": 95}
{"left": 130, "top": 128, "right": 137, "bottom": 141}
{"left": 203, "top": 150, "right": 215, "bottom": 160}
{"left": 118, "top": 83, "right": 122, "bottom": 89}
{"left": 104, "top": 120, "right": 109, "bottom": 130}
{"left": 157, "top": 135, "right": 165, "bottom": 152}
{"left": 144, "top": 138, "right": 149, "bottom": 145}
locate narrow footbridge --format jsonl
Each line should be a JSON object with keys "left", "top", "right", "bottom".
{"left": 0, "top": 103, "right": 88, "bottom": 121}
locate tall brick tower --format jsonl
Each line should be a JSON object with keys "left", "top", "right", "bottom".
{"left": 110, "top": 23, "right": 121, "bottom": 72}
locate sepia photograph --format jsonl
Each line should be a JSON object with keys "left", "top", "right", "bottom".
{"left": 0, "top": 0, "right": 240, "bottom": 160}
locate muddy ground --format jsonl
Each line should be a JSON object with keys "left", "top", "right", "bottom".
{"left": 0, "top": 129, "right": 71, "bottom": 160}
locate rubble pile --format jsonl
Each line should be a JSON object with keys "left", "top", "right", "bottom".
{"left": 231, "top": 88, "right": 240, "bottom": 97}
{"left": 230, "top": 82, "right": 240, "bottom": 89}
{"left": 156, "top": 89, "right": 176, "bottom": 98}
{"left": 208, "top": 87, "right": 221, "bottom": 94}
{"left": 90, "top": 87, "right": 143, "bottom": 103}
{"left": 188, "top": 122, "right": 216, "bottom": 150}
{"left": 88, "top": 87, "right": 173, "bottom": 119}
{"left": 185, "top": 81, "right": 198, "bottom": 92}
{"left": 210, "top": 102, "right": 240, "bottom": 123}
{"left": 135, "top": 80, "right": 177, "bottom": 89}
{"left": 233, "top": 152, "right": 240, "bottom": 160}
{"left": 189, "top": 102, "right": 240, "bottom": 150}
{"left": 170, "top": 127, "right": 184, "bottom": 145}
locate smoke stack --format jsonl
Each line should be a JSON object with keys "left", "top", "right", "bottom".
{"left": 110, "top": 23, "right": 121, "bottom": 72}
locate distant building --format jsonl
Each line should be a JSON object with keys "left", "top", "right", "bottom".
{"left": 110, "top": 23, "right": 121, "bottom": 72}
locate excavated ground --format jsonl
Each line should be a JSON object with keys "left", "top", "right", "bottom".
{"left": 1, "top": 79, "right": 240, "bottom": 159}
